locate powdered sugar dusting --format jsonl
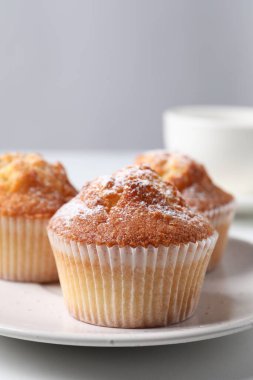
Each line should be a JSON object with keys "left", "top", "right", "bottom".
{"left": 49, "top": 165, "right": 214, "bottom": 245}
{"left": 55, "top": 198, "right": 104, "bottom": 226}
{"left": 55, "top": 165, "right": 194, "bottom": 224}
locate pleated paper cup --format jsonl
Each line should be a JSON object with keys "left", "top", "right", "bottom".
{"left": 0, "top": 216, "right": 58, "bottom": 282}
{"left": 48, "top": 230, "right": 218, "bottom": 328}
{"left": 203, "top": 201, "right": 236, "bottom": 272}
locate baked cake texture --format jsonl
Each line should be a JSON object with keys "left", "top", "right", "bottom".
{"left": 49, "top": 165, "right": 213, "bottom": 247}
{"left": 0, "top": 152, "right": 77, "bottom": 282}
{"left": 48, "top": 165, "right": 217, "bottom": 328}
{"left": 135, "top": 151, "right": 235, "bottom": 271}
{"left": 0, "top": 152, "right": 76, "bottom": 217}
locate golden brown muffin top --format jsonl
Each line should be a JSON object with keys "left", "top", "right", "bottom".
{"left": 135, "top": 151, "right": 234, "bottom": 212}
{"left": 48, "top": 165, "right": 214, "bottom": 247}
{"left": 0, "top": 153, "right": 77, "bottom": 218}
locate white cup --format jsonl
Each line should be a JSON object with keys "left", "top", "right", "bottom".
{"left": 163, "top": 106, "right": 253, "bottom": 195}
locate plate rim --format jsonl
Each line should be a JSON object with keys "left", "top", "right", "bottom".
{"left": 0, "top": 316, "right": 252, "bottom": 347}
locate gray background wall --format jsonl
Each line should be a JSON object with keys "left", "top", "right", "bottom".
{"left": 1, "top": 0, "right": 253, "bottom": 150}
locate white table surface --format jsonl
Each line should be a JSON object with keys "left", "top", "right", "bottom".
{"left": 0, "top": 150, "right": 252, "bottom": 380}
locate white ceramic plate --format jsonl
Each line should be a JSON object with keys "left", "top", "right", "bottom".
{"left": 0, "top": 237, "right": 252, "bottom": 347}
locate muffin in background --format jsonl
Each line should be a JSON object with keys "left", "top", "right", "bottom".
{"left": 48, "top": 165, "right": 217, "bottom": 328}
{"left": 0, "top": 152, "right": 77, "bottom": 282}
{"left": 136, "top": 151, "right": 235, "bottom": 271}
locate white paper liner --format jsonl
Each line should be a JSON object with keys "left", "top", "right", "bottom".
{"left": 0, "top": 216, "right": 58, "bottom": 282}
{"left": 202, "top": 201, "right": 236, "bottom": 227}
{"left": 48, "top": 231, "right": 218, "bottom": 328}
{"left": 202, "top": 201, "right": 236, "bottom": 272}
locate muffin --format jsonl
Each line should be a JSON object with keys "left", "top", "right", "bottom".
{"left": 0, "top": 153, "right": 77, "bottom": 282}
{"left": 48, "top": 165, "right": 217, "bottom": 328}
{"left": 136, "top": 151, "right": 235, "bottom": 271}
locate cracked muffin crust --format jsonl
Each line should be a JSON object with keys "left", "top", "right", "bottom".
{"left": 135, "top": 151, "right": 234, "bottom": 212}
{"left": 48, "top": 165, "right": 214, "bottom": 247}
{"left": 0, "top": 152, "right": 77, "bottom": 282}
{"left": 135, "top": 151, "right": 235, "bottom": 271}
{"left": 0, "top": 153, "right": 77, "bottom": 218}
